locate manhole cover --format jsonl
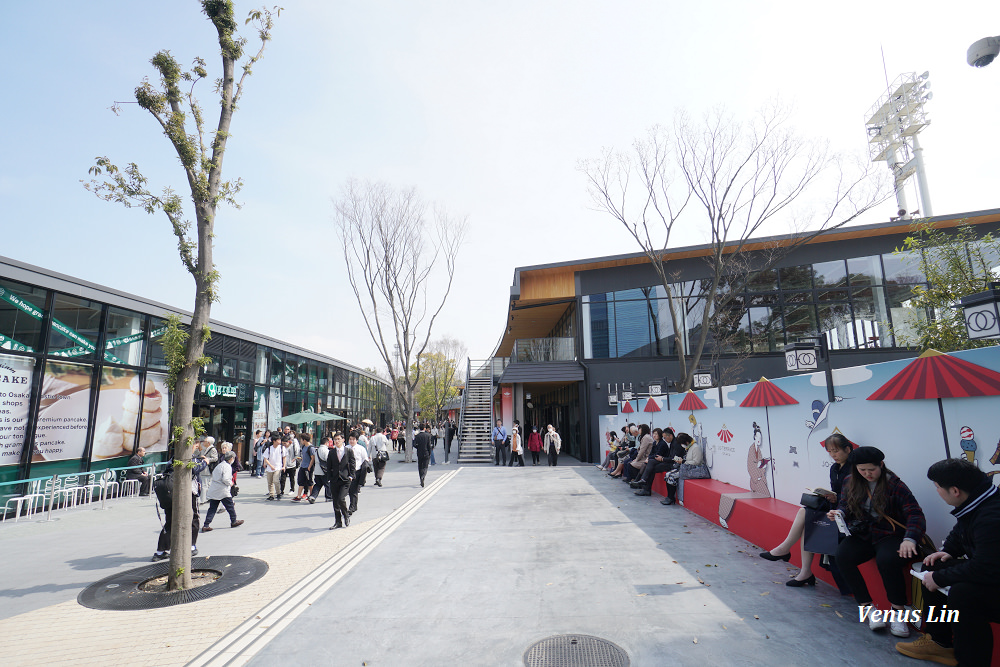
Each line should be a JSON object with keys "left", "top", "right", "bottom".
{"left": 524, "top": 634, "right": 629, "bottom": 667}
{"left": 77, "top": 556, "right": 268, "bottom": 611}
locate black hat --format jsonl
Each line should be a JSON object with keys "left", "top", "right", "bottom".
{"left": 849, "top": 446, "right": 884, "bottom": 466}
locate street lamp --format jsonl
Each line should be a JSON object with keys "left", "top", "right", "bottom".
{"left": 959, "top": 283, "right": 1000, "bottom": 340}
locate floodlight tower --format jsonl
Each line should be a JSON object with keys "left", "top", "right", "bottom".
{"left": 864, "top": 71, "right": 934, "bottom": 219}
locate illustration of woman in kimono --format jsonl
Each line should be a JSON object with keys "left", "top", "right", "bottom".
{"left": 718, "top": 422, "right": 771, "bottom": 528}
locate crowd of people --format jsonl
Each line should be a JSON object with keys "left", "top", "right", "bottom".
{"left": 598, "top": 422, "right": 1000, "bottom": 667}
{"left": 491, "top": 419, "right": 562, "bottom": 466}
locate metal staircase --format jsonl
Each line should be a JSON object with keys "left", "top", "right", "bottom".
{"left": 457, "top": 358, "right": 497, "bottom": 463}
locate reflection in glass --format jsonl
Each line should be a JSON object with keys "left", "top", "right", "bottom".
{"left": 104, "top": 307, "right": 146, "bottom": 366}
{"left": 813, "top": 260, "right": 848, "bottom": 288}
{"left": 882, "top": 251, "right": 925, "bottom": 285}
{"left": 256, "top": 346, "right": 269, "bottom": 384}
{"left": 778, "top": 265, "right": 813, "bottom": 290}
{"left": 850, "top": 287, "right": 890, "bottom": 348}
{"left": 269, "top": 349, "right": 283, "bottom": 385}
{"left": 817, "top": 303, "right": 855, "bottom": 350}
{"left": 886, "top": 284, "right": 927, "bottom": 346}
{"left": 746, "top": 269, "right": 777, "bottom": 292}
{"left": 47, "top": 293, "right": 102, "bottom": 360}
{"left": 847, "top": 255, "right": 882, "bottom": 287}
{"left": 582, "top": 300, "right": 615, "bottom": 359}
{"left": 784, "top": 304, "right": 819, "bottom": 342}
{"left": 146, "top": 318, "right": 171, "bottom": 370}
{"left": 748, "top": 306, "right": 783, "bottom": 352}
{"left": 0, "top": 277, "right": 47, "bottom": 353}
{"left": 614, "top": 299, "right": 652, "bottom": 357}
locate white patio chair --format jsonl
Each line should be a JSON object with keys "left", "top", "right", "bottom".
{"left": 118, "top": 469, "right": 140, "bottom": 498}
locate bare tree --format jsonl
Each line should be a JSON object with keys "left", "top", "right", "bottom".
{"left": 335, "top": 180, "right": 467, "bottom": 462}
{"left": 582, "top": 104, "right": 890, "bottom": 390}
{"left": 84, "top": 1, "right": 279, "bottom": 590}
{"left": 415, "top": 337, "right": 467, "bottom": 422}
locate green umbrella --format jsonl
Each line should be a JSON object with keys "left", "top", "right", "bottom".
{"left": 282, "top": 410, "right": 335, "bottom": 425}
{"left": 320, "top": 412, "right": 346, "bottom": 421}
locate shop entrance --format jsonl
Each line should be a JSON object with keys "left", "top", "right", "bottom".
{"left": 196, "top": 405, "right": 252, "bottom": 465}
{"left": 519, "top": 381, "right": 582, "bottom": 460}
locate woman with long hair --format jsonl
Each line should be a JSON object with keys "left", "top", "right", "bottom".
{"left": 760, "top": 433, "right": 853, "bottom": 586}
{"left": 827, "top": 446, "right": 925, "bottom": 638}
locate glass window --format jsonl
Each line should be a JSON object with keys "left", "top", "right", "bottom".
{"left": 0, "top": 277, "right": 48, "bottom": 353}
{"left": 284, "top": 354, "right": 296, "bottom": 387}
{"left": 784, "top": 304, "right": 819, "bottom": 342}
{"left": 582, "top": 300, "right": 615, "bottom": 359}
{"left": 297, "top": 358, "right": 307, "bottom": 389}
{"left": 886, "top": 284, "right": 927, "bottom": 347}
{"left": 882, "top": 251, "right": 926, "bottom": 285}
{"left": 847, "top": 255, "right": 882, "bottom": 287}
{"left": 318, "top": 365, "right": 329, "bottom": 393}
{"left": 813, "top": 260, "right": 847, "bottom": 288}
{"left": 778, "top": 265, "right": 813, "bottom": 290}
{"left": 649, "top": 298, "right": 677, "bottom": 356}
{"left": 746, "top": 269, "right": 777, "bottom": 292}
{"left": 851, "top": 287, "right": 890, "bottom": 348}
{"left": 103, "top": 307, "right": 145, "bottom": 366}
{"left": 221, "top": 358, "right": 236, "bottom": 378}
{"left": 255, "top": 347, "right": 268, "bottom": 384}
{"left": 239, "top": 359, "right": 254, "bottom": 382}
{"left": 146, "top": 318, "right": 171, "bottom": 370}
{"left": 970, "top": 240, "right": 1000, "bottom": 280}
{"left": 612, "top": 288, "right": 648, "bottom": 301}
{"left": 817, "top": 303, "right": 855, "bottom": 350}
{"left": 47, "top": 293, "right": 102, "bottom": 360}
{"left": 816, "top": 288, "right": 849, "bottom": 302}
{"left": 269, "top": 349, "right": 283, "bottom": 385}
{"left": 614, "top": 298, "right": 652, "bottom": 357}
{"left": 748, "top": 306, "right": 784, "bottom": 352}
{"left": 782, "top": 291, "right": 811, "bottom": 304}
{"left": 712, "top": 306, "right": 751, "bottom": 354}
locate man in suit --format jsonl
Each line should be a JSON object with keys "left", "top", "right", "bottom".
{"left": 414, "top": 423, "right": 433, "bottom": 488}
{"left": 443, "top": 418, "right": 454, "bottom": 464}
{"left": 327, "top": 433, "right": 355, "bottom": 529}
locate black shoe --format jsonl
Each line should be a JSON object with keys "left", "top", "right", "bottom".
{"left": 629, "top": 481, "right": 644, "bottom": 489}
{"left": 660, "top": 497, "right": 675, "bottom": 505}
{"left": 330, "top": 523, "right": 343, "bottom": 530}
{"left": 308, "top": 497, "right": 316, "bottom": 504}
{"left": 151, "top": 552, "right": 168, "bottom": 562}
{"left": 344, "top": 516, "right": 350, "bottom": 527}
{"left": 759, "top": 551, "right": 791, "bottom": 562}
{"left": 191, "top": 548, "right": 198, "bottom": 557}
{"left": 266, "top": 496, "right": 275, "bottom": 501}
{"left": 634, "top": 490, "right": 652, "bottom": 496}
{"left": 786, "top": 575, "right": 816, "bottom": 587}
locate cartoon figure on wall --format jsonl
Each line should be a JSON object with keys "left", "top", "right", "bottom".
{"left": 959, "top": 426, "right": 977, "bottom": 465}
{"left": 718, "top": 421, "right": 771, "bottom": 528}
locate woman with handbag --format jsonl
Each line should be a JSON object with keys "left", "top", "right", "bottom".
{"left": 666, "top": 431, "right": 710, "bottom": 505}
{"left": 826, "top": 446, "right": 926, "bottom": 638}
{"left": 760, "top": 433, "right": 853, "bottom": 586}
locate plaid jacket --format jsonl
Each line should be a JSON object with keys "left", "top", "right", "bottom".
{"left": 837, "top": 472, "right": 926, "bottom": 544}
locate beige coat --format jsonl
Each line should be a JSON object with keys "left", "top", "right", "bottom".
{"left": 511, "top": 432, "right": 523, "bottom": 454}
{"left": 630, "top": 434, "right": 654, "bottom": 469}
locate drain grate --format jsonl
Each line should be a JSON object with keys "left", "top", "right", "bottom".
{"left": 77, "top": 555, "right": 268, "bottom": 611}
{"left": 524, "top": 634, "right": 629, "bottom": 667}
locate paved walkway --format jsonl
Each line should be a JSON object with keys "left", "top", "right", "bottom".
{"left": 0, "top": 459, "right": 917, "bottom": 666}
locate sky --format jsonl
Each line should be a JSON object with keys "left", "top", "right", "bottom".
{"left": 2, "top": 1, "right": 999, "bottom": 374}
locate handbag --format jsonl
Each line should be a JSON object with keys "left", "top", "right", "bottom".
{"left": 230, "top": 484, "right": 240, "bottom": 498}
{"left": 364, "top": 460, "right": 374, "bottom": 474}
{"left": 879, "top": 510, "right": 936, "bottom": 559}
{"left": 800, "top": 492, "right": 831, "bottom": 511}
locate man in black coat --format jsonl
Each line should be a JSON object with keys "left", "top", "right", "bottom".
{"left": 633, "top": 429, "right": 682, "bottom": 499}
{"left": 126, "top": 447, "right": 151, "bottom": 496}
{"left": 443, "top": 418, "right": 454, "bottom": 464}
{"left": 414, "top": 423, "right": 433, "bottom": 488}
{"left": 896, "top": 458, "right": 1000, "bottom": 667}
{"left": 327, "top": 433, "right": 355, "bottom": 529}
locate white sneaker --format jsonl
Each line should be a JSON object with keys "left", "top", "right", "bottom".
{"left": 869, "top": 615, "right": 886, "bottom": 631}
{"left": 890, "top": 620, "right": 910, "bottom": 637}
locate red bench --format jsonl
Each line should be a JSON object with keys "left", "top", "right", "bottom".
{"left": 677, "top": 478, "right": 1000, "bottom": 665}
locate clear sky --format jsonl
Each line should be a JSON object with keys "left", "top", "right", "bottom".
{"left": 2, "top": 1, "right": 998, "bottom": 373}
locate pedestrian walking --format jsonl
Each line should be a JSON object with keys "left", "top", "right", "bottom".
{"left": 201, "top": 451, "right": 245, "bottom": 532}
{"left": 527, "top": 426, "right": 543, "bottom": 466}
{"left": 194, "top": 436, "right": 218, "bottom": 504}
{"left": 150, "top": 456, "right": 205, "bottom": 561}
{"left": 443, "top": 418, "right": 455, "bottom": 464}
{"left": 280, "top": 434, "right": 300, "bottom": 497}
{"left": 328, "top": 433, "right": 355, "bottom": 529}
{"left": 414, "top": 422, "right": 433, "bottom": 487}
{"left": 262, "top": 433, "right": 284, "bottom": 500}
{"left": 545, "top": 424, "right": 561, "bottom": 466}
{"left": 309, "top": 436, "right": 332, "bottom": 504}
{"left": 508, "top": 425, "right": 525, "bottom": 466}
{"left": 348, "top": 430, "right": 370, "bottom": 514}
{"left": 370, "top": 428, "right": 390, "bottom": 486}
{"left": 252, "top": 430, "right": 269, "bottom": 477}
{"left": 293, "top": 434, "right": 316, "bottom": 501}
{"left": 492, "top": 419, "right": 507, "bottom": 466}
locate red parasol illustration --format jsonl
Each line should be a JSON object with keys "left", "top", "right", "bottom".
{"left": 717, "top": 425, "right": 734, "bottom": 443}
{"left": 643, "top": 397, "right": 661, "bottom": 428}
{"left": 739, "top": 377, "right": 799, "bottom": 493}
{"left": 867, "top": 349, "right": 1000, "bottom": 458}
{"left": 678, "top": 391, "right": 708, "bottom": 411}
{"left": 620, "top": 401, "right": 635, "bottom": 414}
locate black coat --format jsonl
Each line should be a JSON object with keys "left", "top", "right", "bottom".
{"left": 328, "top": 447, "right": 355, "bottom": 485}
{"left": 414, "top": 431, "right": 433, "bottom": 460}
{"left": 935, "top": 482, "right": 1000, "bottom": 588}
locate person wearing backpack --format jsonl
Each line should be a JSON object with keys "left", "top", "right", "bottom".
{"left": 150, "top": 456, "right": 206, "bottom": 561}
{"left": 293, "top": 434, "right": 316, "bottom": 502}
{"left": 261, "top": 433, "right": 284, "bottom": 501}
{"left": 309, "top": 435, "right": 332, "bottom": 504}
{"left": 279, "top": 434, "right": 300, "bottom": 498}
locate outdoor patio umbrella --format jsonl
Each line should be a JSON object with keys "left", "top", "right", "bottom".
{"left": 740, "top": 377, "right": 799, "bottom": 493}
{"left": 677, "top": 390, "right": 708, "bottom": 429}
{"left": 642, "top": 397, "right": 661, "bottom": 428}
{"left": 867, "top": 349, "right": 1000, "bottom": 459}
{"left": 281, "top": 410, "right": 336, "bottom": 425}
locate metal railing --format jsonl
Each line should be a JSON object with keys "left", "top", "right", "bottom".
{"left": 513, "top": 337, "right": 576, "bottom": 363}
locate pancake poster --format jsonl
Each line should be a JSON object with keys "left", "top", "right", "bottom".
{"left": 91, "top": 370, "right": 170, "bottom": 460}
{"left": 34, "top": 360, "right": 93, "bottom": 461}
{"left": 0, "top": 353, "right": 34, "bottom": 465}
{"left": 142, "top": 372, "right": 170, "bottom": 453}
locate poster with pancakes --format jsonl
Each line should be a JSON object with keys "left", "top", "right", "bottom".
{"left": 34, "top": 361, "right": 93, "bottom": 461}
{"left": 90, "top": 370, "right": 170, "bottom": 460}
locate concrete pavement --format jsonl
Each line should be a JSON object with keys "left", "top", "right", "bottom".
{"left": 0, "top": 458, "right": 916, "bottom": 666}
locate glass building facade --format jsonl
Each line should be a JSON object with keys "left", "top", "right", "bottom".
{"left": 582, "top": 250, "right": 934, "bottom": 359}
{"left": 0, "top": 258, "right": 390, "bottom": 485}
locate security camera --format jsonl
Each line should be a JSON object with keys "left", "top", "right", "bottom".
{"left": 968, "top": 36, "right": 1000, "bottom": 67}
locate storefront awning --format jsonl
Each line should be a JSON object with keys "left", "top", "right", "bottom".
{"left": 498, "top": 361, "right": 585, "bottom": 384}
